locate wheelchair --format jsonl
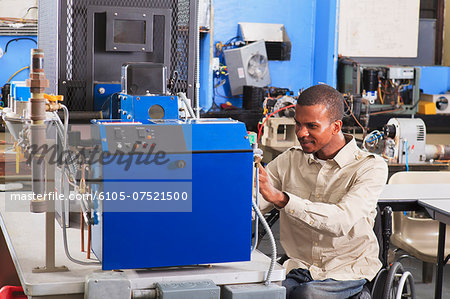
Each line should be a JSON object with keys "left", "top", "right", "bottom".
{"left": 255, "top": 205, "right": 416, "bottom": 299}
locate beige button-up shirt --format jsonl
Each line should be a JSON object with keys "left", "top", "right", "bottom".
{"left": 259, "top": 134, "right": 388, "bottom": 281}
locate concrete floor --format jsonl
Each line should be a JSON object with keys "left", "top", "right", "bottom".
{"left": 257, "top": 220, "right": 450, "bottom": 299}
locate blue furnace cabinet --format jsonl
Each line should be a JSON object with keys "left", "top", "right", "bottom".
{"left": 89, "top": 119, "right": 254, "bottom": 270}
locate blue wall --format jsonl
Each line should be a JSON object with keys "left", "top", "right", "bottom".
{"left": 202, "top": 0, "right": 339, "bottom": 111}
{"left": 313, "top": 0, "right": 339, "bottom": 87}
{"left": 0, "top": 36, "right": 37, "bottom": 87}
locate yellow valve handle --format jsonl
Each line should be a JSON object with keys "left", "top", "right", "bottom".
{"left": 44, "top": 94, "right": 64, "bottom": 102}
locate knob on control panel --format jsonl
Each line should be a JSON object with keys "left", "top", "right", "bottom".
{"left": 176, "top": 160, "right": 186, "bottom": 168}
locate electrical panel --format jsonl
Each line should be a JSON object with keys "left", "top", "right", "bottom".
{"left": 388, "top": 67, "right": 414, "bottom": 79}
{"left": 337, "top": 58, "right": 421, "bottom": 112}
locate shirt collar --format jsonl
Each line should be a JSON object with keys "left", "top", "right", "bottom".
{"left": 306, "top": 134, "right": 360, "bottom": 168}
{"left": 332, "top": 134, "right": 361, "bottom": 168}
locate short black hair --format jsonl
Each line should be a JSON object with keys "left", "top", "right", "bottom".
{"left": 297, "top": 84, "right": 344, "bottom": 121}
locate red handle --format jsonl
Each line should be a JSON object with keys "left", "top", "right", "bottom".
{"left": 0, "top": 286, "right": 27, "bottom": 299}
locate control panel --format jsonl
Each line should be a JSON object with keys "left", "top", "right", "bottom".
{"left": 100, "top": 124, "right": 188, "bottom": 154}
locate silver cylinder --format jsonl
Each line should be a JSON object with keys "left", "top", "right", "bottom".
{"left": 425, "top": 144, "right": 450, "bottom": 161}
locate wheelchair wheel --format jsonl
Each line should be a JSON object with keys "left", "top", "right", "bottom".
{"left": 382, "top": 262, "right": 416, "bottom": 299}
{"left": 371, "top": 268, "right": 388, "bottom": 299}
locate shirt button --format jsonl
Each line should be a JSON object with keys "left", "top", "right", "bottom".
{"left": 309, "top": 220, "right": 314, "bottom": 225}
{"left": 314, "top": 242, "right": 318, "bottom": 246}
{"left": 289, "top": 209, "right": 294, "bottom": 214}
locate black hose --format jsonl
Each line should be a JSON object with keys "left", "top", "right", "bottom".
{"left": 4, "top": 38, "right": 37, "bottom": 53}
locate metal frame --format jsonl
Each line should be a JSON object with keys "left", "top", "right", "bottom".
{"left": 40, "top": 0, "right": 197, "bottom": 112}
{"left": 105, "top": 10, "right": 154, "bottom": 53}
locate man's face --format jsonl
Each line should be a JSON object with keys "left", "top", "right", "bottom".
{"left": 294, "top": 104, "right": 339, "bottom": 154}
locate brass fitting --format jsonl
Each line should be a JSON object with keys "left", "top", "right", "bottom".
{"left": 45, "top": 102, "right": 62, "bottom": 112}
{"left": 26, "top": 49, "right": 49, "bottom": 122}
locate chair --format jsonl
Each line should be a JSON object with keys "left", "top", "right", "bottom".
{"left": 388, "top": 171, "right": 450, "bottom": 283}
{"left": 354, "top": 206, "right": 415, "bottom": 299}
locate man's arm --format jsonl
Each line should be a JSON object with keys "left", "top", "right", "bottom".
{"left": 259, "top": 157, "right": 388, "bottom": 237}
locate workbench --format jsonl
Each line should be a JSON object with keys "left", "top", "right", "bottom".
{"left": 0, "top": 192, "right": 285, "bottom": 298}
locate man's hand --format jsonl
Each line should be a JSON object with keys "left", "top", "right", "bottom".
{"left": 258, "top": 165, "right": 289, "bottom": 208}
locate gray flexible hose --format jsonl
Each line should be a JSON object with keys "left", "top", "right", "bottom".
{"left": 52, "top": 112, "right": 78, "bottom": 177}
{"left": 252, "top": 166, "right": 277, "bottom": 285}
{"left": 60, "top": 185, "right": 101, "bottom": 266}
{"left": 56, "top": 105, "right": 100, "bottom": 266}
{"left": 177, "top": 92, "right": 196, "bottom": 118}
{"left": 252, "top": 199, "right": 276, "bottom": 285}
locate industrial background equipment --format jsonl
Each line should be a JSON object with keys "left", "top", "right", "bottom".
{"left": 38, "top": 0, "right": 197, "bottom": 114}
{"left": 337, "top": 58, "right": 422, "bottom": 133}
{"left": 223, "top": 40, "right": 271, "bottom": 96}
{"left": 363, "top": 118, "right": 450, "bottom": 165}
{"left": 421, "top": 93, "right": 450, "bottom": 114}
{"left": 338, "top": 59, "right": 421, "bottom": 113}
{"left": 237, "top": 22, "right": 291, "bottom": 61}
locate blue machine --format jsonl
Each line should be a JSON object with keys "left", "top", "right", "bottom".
{"left": 90, "top": 118, "right": 253, "bottom": 270}
{"left": 93, "top": 83, "right": 122, "bottom": 111}
{"left": 119, "top": 94, "right": 179, "bottom": 121}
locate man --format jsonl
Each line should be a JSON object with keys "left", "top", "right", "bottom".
{"left": 258, "top": 84, "right": 388, "bottom": 298}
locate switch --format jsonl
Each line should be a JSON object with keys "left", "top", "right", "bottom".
{"left": 114, "top": 128, "right": 123, "bottom": 139}
{"left": 137, "top": 128, "right": 146, "bottom": 138}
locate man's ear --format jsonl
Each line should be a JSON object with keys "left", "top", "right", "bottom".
{"left": 332, "top": 120, "right": 343, "bottom": 135}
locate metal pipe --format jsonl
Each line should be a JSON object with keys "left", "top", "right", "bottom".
{"left": 132, "top": 289, "right": 157, "bottom": 299}
{"left": 195, "top": 0, "right": 200, "bottom": 118}
{"left": 425, "top": 144, "right": 450, "bottom": 161}
{"left": 57, "top": 110, "right": 103, "bottom": 120}
{"left": 435, "top": 222, "right": 446, "bottom": 299}
{"left": 26, "top": 48, "right": 49, "bottom": 213}
{"left": 27, "top": 49, "right": 48, "bottom": 123}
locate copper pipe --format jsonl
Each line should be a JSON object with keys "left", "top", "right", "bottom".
{"left": 87, "top": 224, "right": 91, "bottom": 259}
{"left": 81, "top": 210, "right": 85, "bottom": 252}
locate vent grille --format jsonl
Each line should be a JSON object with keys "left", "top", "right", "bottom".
{"left": 0, "top": 24, "right": 37, "bottom": 35}
{"left": 417, "top": 125, "right": 425, "bottom": 141}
